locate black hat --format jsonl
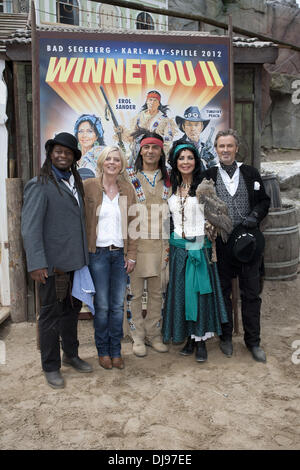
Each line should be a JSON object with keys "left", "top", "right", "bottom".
{"left": 45, "top": 132, "right": 81, "bottom": 161}
{"left": 175, "top": 106, "right": 210, "bottom": 132}
{"left": 227, "top": 224, "right": 265, "bottom": 264}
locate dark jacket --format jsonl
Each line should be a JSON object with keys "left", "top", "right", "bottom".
{"left": 200, "top": 163, "right": 270, "bottom": 225}
{"left": 21, "top": 174, "right": 89, "bottom": 275}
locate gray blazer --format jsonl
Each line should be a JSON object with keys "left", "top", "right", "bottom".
{"left": 21, "top": 174, "right": 89, "bottom": 275}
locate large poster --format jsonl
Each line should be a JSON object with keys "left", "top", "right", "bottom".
{"left": 38, "top": 31, "right": 230, "bottom": 176}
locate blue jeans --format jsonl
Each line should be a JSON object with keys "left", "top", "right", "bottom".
{"left": 89, "top": 247, "right": 127, "bottom": 357}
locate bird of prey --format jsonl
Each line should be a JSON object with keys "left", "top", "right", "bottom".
{"left": 196, "top": 178, "right": 233, "bottom": 244}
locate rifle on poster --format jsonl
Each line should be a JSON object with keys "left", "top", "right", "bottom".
{"left": 100, "top": 85, "right": 126, "bottom": 155}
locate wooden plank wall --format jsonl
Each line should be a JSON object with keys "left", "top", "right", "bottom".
{"left": 0, "top": 59, "right": 10, "bottom": 308}
{"left": 12, "top": 61, "right": 35, "bottom": 321}
{"left": 234, "top": 64, "right": 262, "bottom": 169}
{"left": 13, "top": 62, "right": 33, "bottom": 183}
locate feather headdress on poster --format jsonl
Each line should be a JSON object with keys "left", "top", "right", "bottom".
{"left": 196, "top": 178, "right": 233, "bottom": 262}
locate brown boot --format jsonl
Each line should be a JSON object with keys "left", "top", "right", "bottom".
{"left": 99, "top": 356, "right": 112, "bottom": 370}
{"left": 112, "top": 357, "right": 125, "bottom": 369}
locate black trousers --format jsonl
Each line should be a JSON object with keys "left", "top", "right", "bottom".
{"left": 38, "top": 274, "right": 82, "bottom": 372}
{"left": 216, "top": 238, "right": 262, "bottom": 348}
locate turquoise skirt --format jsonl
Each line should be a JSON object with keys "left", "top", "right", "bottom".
{"left": 162, "top": 234, "right": 228, "bottom": 343}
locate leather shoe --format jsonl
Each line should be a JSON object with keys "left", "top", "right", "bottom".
{"left": 99, "top": 356, "right": 113, "bottom": 369}
{"left": 195, "top": 341, "right": 207, "bottom": 362}
{"left": 180, "top": 337, "right": 195, "bottom": 356}
{"left": 62, "top": 354, "right": 93, "bottom": 373}
{"left": 248, "top": 346, "right": 266, "bottom": 363}
{"left": 112, "top": 357, "right": 125, "bottom": 369}
{"left": 220, "top": 339, "right": 233, "bottom": 357}
{"left": 44, "top": 370, "right": 65, "bottom": 389}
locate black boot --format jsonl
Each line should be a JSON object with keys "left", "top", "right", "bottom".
{"left": 62, "top": 354, "right": 93, "bottom": 373}
{"left": 219, "top": 338, "right": 233, "bottom": 357}
{"left": 248, "top": 346, "right": 266, "bottom": 363}
{"left": 179, "top": 337, "right": 195, "bottom": 356}
{"left": 44, "top": 370, "right": 65, "bottom": 389}
{"left": 195, "top": 341, "right": 207, "bottom": 362}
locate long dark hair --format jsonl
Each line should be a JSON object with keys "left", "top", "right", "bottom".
{"left": 133, "top": 130, "right": 168, "bottom": 183}
{"left": 39, "top": 144, "right": 85, "bottom": 200}
{"left": 168, "top": 142, "right": 202, "bottom": 196}
{"left": 74, "top": 114, "right": 105, "bottom": 146}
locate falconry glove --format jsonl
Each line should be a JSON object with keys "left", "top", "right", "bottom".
{"left": 242, "top": 211, "right": 259, "bottom": 229}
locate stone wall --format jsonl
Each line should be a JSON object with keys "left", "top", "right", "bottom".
{"left": 263, "top": 72, "right": 300, "bottom": 149}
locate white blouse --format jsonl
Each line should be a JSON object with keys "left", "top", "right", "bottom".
{"left": 96, "top": 193, "right": 124, "bottom": 248}
{"left": 168, "top": 194, "right": 205, "bottom": 238}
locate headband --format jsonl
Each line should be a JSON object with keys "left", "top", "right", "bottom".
{"left": 140, "top": 137, "right": 164, "bottom": 149}
{"left": 173, "top": 143, "right": 197, "bottom": 157}
{"left": 168, "top": 143, "right": 198, "bottom": 166}
{"left": 147, "top": 92, "right": 161, "bottom": 102}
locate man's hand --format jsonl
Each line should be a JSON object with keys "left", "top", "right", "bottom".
{"left": 242, "top": 211, "right": 259, "bottom": 229}
{"left": 30, "top": 268, "right": 48, "bottom": 284}
{"left": 124, "top": 258, "right": 136, "bottom": 274}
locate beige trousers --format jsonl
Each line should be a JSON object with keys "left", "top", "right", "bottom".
{"left": 129, "top": 273, "right": 163, "bottom": 342}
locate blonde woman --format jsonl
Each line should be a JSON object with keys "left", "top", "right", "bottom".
{"left": 83, "top": 146, "right": 137, "bottom": 370}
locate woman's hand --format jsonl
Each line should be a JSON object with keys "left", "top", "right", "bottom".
{"left": 124, "top": 258, "right": 136, "bottom": 274}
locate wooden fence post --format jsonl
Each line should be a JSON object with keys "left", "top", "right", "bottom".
{"left": 6, "top": 178, "right": 27, "bottom": 322}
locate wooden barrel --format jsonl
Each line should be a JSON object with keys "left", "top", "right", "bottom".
{"left": 262, "top": 174, "right": 282, "bottom": 208}
{"left": 263, "top": 205, "right": 299, "bottom": 281}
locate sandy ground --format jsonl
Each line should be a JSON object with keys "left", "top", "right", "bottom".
{"left": 0, "top": 276, "right": 300, "bottom": 451}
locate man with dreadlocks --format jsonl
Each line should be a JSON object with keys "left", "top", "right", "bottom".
{"left": 21, "top": 132, "right": 92, "bottom": 389}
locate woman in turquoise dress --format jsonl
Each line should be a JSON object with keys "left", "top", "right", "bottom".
{"left": 162, "top": 142, "right": 228, "bottom": 362}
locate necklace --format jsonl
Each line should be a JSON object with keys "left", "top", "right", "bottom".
{"left": 178, "top": 187, "right": 189, "bottom": 239}
{"left": 180, "top": 182, "right": 191, "bottom": 190}
{"left": 140, "top": 170, "right": 159, "bottom": 187}
{"left": 104, "top": 185, "right": 116, "bottom": 194}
